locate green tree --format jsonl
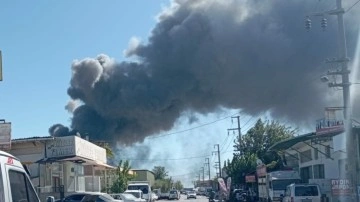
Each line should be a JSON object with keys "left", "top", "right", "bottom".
{"left": 110, "top": 160, "right": 133, "bottom": 193}
{"left": 153, "top": 178, "right": 173, "bottom": 193}
{"left": 235, "top": 119, "right": 295, "bottom": 168}
{"left": 173, "top": 180, "right": 184, "bottom": 190}
{"left": 152, "top": 166, "right": 168, "bottom": 180}
{"left": 227, "top": 119, "right": 295, "bottom": 185}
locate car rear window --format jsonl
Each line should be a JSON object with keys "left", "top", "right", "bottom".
{"left": 170, "top": 191, "right": 177, "bottom": 194}
{"left": 295, "top": 186, "right": 319, "bottom": 196}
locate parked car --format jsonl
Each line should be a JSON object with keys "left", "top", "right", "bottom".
{"left": 124, "top": 190, "right": 144, "bottom": 200}
{"left": 81, "top": 193, "right": 123, "bottom": 202}
{"left": 56, "top": 193, "right": 90, "bottom": 202}
{"left": 111, "top": 193, "right": 145, "bottom": 202}
{"left": 151, "top": 192, "right": 158, "bottom": 201}
{"left": 168, "top": 190, "right": 179, "bottom": 200}
{"left": 186, "top": 191, "right": 197, "bottom": 199}
{"left": 282, "top": 184, "right": 321, "bottom": 202}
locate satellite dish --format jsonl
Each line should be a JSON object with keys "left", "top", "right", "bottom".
{"left": 256, "top": 159, "right": 263, "bottom": 166}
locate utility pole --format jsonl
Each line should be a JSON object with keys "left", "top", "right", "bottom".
{"left": 307, "top": 0, "right": 357, "bottom": 200}
{"left": 228, "top": 116, "right": 241, "bottom": 154}
{"left": 205, "top": 158, "right": 211, "bottom": 180}
{"left": 201, "top": 167, "right": 205, "bottom": 182}
{"left": 213, "top": 144, "right": 222, "bottom": 177}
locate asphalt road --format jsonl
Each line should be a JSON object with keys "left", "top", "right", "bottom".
{"left": 157, "top": 194, "right": 209, "bottom": 202}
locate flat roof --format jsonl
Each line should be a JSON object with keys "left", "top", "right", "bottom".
{"left": 131, "top": 169, "right": 155, "bottom": 175}
{"left": 12, "top": 136, "right": 54, "bottom": 143}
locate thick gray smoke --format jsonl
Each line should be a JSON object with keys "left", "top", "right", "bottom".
{"left": 54, "top": 0, "right": 360, "bottom": 144}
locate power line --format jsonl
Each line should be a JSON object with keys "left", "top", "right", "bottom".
{"left": 120, "top": 154, "right": 211, "bottom": 161}
{"left": 346, "top": 0, "right": 360, "bottom": 12}
{"left": 222, "top": 134, "right": 236, "bottom": 154}
{"left": 169, "top": 171, "right": 198, "bottom": 178}
{"left": 147, "top": 112, "right": 241, "bottom": 139}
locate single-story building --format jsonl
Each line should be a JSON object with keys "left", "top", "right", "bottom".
{"left": 9, "top": 135, "right": 116, "bottom": 201}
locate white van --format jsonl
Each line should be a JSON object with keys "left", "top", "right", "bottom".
{"left": 282, "top": 183, "right": 321, "bottom": 202}
{"left": 0, "top": 150, "right": 40, "bottom": 202}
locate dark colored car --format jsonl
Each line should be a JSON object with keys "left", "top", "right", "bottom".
{"left": 81, "top": 193, "right": 120, "bottom": 202}
{"left": 55, "top": 193, "right": 90, "bottom": 202}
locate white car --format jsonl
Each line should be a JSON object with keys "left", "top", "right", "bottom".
{"left": 168, "top": 190, "right": 179, "bottom": 200}
{"left": 282, "top": 184, "right": 321, "bottom": 202}
{"left": 124, "top": 190, "right": 144, "bottom": 200}
{"left": 111, "top": 193, "right": 145, "bottom": 202}
{"left": 151, "top": 192, "right": 158, "bottom": 201}
{"left": 186, "top": 191, "right": 197, "bottom": 199}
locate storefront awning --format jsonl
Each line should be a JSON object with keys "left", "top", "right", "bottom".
{"left": 36, "top": 155, "right": 115, "bottom": 169}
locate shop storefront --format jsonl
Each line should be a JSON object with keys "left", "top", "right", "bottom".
{"left": 9, "top": 135, "right": 115, "bottom": 201}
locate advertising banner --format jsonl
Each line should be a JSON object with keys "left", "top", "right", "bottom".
{"left": 331, "top": 179, "right": 353, "bottom": 196}
{"left": 218, "top": 178, "right": 227, "bottom": 193}
{"left": 226, "top": 177, "right": 231, "bottom": 197}
{"left": 245, "top": 175, "right": 256, "bottom": 183}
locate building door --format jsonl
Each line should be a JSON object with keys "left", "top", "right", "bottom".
{"left": 53, "top": 176, "right": 60, "bottom": 192}
{"left": 300, "top": 166, "right": 312, "bottom": 183}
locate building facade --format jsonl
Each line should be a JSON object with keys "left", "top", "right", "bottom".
{"left": 270, "top": 129, "right": 352, "bottom": 202}
{"left": 9, "top": 136, "right": 115, "bottom": 201}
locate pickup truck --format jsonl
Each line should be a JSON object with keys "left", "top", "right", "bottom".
{"left": 0, "top": 150, "right": 41, "bottom": 201}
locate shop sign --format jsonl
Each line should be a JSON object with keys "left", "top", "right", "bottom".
{"left": 245, "top": 175, "right": 256, "bottom": 183}
{"left": 75, "top": 136, "right": 106, "bottom": 163}
{"left": 46, "top": 136, "right": 76, "bottom": 158}
{"left": 331, "top": 179, "right": 353, "bottom": 196}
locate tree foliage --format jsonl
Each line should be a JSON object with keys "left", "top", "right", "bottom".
{"left": 173, "top": 180, "right": 184, "bottom": 190}
{"left": 152, "top": 166, "right": 169, "bottom": 180}
{"left": 153, "top": 178, "right": 173, "bottom": 192}
{"left": 151, "top": 166, "right": 183, "bottom": 192}
{"left": 110, "top": 160, "right": 134, "bottom": 193}
{"left": 226, "top": 119, "right": 295, "bottom": 185}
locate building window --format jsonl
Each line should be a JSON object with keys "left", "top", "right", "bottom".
{"left": 300, "top": 166, "right": 313, "bottom": 183}
{"left": 300, "top": 149, "right": 312, "bottom": 163}
{"left": 325, "top": 145, "right": 331, "bottom": 158}
{"left": 314, "top": 148, "right": 319, "bottom": 160}
{"left": 313, "top": 164, "right": 325, "bottom": 179}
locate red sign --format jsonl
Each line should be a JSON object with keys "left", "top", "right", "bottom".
{"left": 245, "top": 175, "right": 256, "bottom": 183}
{"left": 331, "top": 179, "right": 353, "bottom": 196}
{"left": 7, "top": 157, "right": 13, "bottom": 165}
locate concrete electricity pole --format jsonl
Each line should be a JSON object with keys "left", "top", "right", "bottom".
{"left": 307, "top": 0, "right": 357, "bottom": 200}
{"left": 213, "top": 144, "right": 222, "bottom": 177}
{"left": 205, "top": 158, "right": 211, "bottom": 180}
{"left": 200, "top": 167, "right": 205, "bottom": 182}
{"left": 228, "top": 116, "right": 241, "bottom": 154}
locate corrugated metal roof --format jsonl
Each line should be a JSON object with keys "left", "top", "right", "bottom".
{"left": 268, "top": 132, "right": 316, "bottom": 151}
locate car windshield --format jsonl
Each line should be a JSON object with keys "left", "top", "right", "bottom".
{"left": 272, "top": 180, "right": 300, "bottom": 190}
{"left": 3, "top": 2, "right": 360, "bottom": 202}
{"left": 295, "top": 186, "right": 319, "bottom": 196}
{"left": 128, "top": 185, "right": 149, "bottom": 194}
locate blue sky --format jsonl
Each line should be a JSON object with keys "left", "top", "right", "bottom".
{"left": 2, "top": 0, "right": 347, "bottom": 186}
{"left": 0, "top": 0, "right": 242, "bottom": 185}
{"left": 0, "top": 0, "right": 169, "bottom": 138}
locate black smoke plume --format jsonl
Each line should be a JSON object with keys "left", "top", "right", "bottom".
{"left": 54, "top": 0, "right": 360, "bottom": 144}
